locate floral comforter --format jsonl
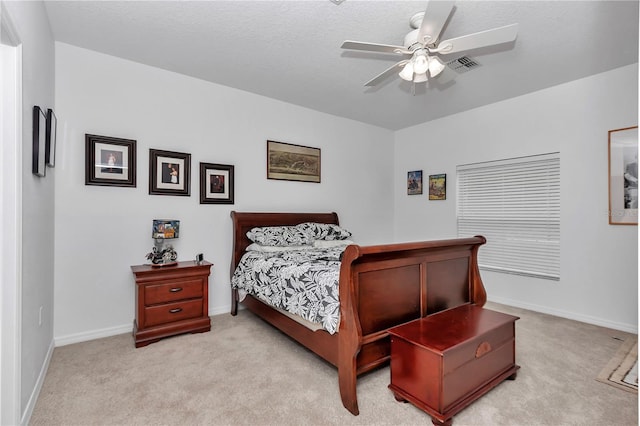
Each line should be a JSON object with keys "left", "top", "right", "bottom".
{"left": 231, "top": 247, "right": 346, "bottom": 334}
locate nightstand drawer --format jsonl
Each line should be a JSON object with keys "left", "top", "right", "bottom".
{"left": 144, "top": 299, "right": 203, "bottom": 327}
{"left": 144, "top": 279, "right": 203, "bottom": 305}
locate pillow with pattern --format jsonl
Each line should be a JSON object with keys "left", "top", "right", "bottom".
{"left": 246, "top": 225, "right": 314, "bottom": 247}
{"left": 296, "top": 222, "right": 353, "bottom": 241}
{"left": 246, "top": 243, "right": 313, "bottom": 252}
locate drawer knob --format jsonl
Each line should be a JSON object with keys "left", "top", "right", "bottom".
{"left": 169, "top": 287, "right": 183, "bottom": 293}
{"left": 475, "top": 341, "right": 492, "bottom": 358}
{"left": 169, "top": 308, "right": 183, "bottom": 314}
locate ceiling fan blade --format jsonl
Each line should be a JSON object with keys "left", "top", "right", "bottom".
{"left": 341, "top": 40, "right": 408, "bottom": 54}
{"left": 364, "top": 61, "right": 408, "bottom": 87}
{"left": 436, "top": 23, "right": 519, "bottom": 55}
{"left": 417, "top": 0, "right": 455, "bottom": 45}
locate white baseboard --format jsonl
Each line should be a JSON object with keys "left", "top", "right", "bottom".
{"left": 54, "top": 307, "right": 233, "bottom": 347}
{"left": 209, "top": 305, "right": 231, "bottom": 316}
{"left": 21, "top": 338, "right": 54, "bottom": 426}
{"left": 488, "top": 296, "right": 638, "bottom": 334}
{"left": 55, "top": 323, "right": 132, "bottom": 347}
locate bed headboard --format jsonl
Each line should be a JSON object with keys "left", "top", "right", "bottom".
{"left": 229, "top": 211, "right": 339, "bottom": 277}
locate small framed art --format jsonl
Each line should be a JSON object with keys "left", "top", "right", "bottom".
{"left": 45, "top": 108, "right": 57, "bottom": 167}
{"left": 200, "top": 162, "right": 234, "bottom": 204}
{"left": 85, "top": 134, "right": 137, "bottom": 187}
{"left": 429, "top": 174, "right": 446, "bottom": 200}
{"left": 149, "top": 149, "right": 191, "bottom": 196}
{"left": 608, "top": 126, "right": 638, "bottom": 225}
{"left": 267, "top": 140, "right": 320, "bottom": 183}
{"left": 407, "top": 170, "right": 423, "bottom": 195}
{"left": 32, "top": 106, "right": 47, "bottom": 177}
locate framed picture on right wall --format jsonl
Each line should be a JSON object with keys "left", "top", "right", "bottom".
{"left": 608, "top": 126, "right": 638, "bottom": 225}
{"left": 407, "top": 170, "right": 423, "bottom": 195}
{"left": 429, "top": 174, "right": 446, "bottom": 200}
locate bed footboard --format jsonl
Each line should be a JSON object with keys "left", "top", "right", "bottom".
{"left": 336, "top": 236, "right": 487, "bottom": 415}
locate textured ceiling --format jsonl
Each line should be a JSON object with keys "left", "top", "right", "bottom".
{"left": 44, "top": 0, "right": 639, "bottom": 130}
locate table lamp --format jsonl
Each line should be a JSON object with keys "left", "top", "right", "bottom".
{"left": 147, "top": 219, "right": 179, "bottom": 266}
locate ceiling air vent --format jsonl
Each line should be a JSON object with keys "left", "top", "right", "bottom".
{"left": 446, "top": 56, "right": 481, "bottom": 74}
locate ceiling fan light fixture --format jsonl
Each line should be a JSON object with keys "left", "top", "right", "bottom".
{"left": 428, "top": 56, "right": 446, "bottom": 77}
{"left": 399, "top": 61, "right": 415, "bottom": 81}
{"left": 341, "top": 2, "right": 519, "bottom": 91}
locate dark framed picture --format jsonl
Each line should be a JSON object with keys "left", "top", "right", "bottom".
{"left": 429, "top": 174, "right": 446, "bottom": 200}
{"left": 32, "top": 106, "right": 46, "bottom": 177}
{"left": 267, "top": 140, "right": 321, "bottom": 183}
{"left": 85, "top": 134, "right": 136, "bottom": 187}
{"left": 407, "top": 170, "right": 423, "bottom": 195}
{"left": 149, "top": 149, "right": 191, "bottom": 196}
{"left": 200, "top": 162, "right": 234, "bottom": 204}
{"left": 608, "top": 126, "right": 638, "bottom": 225}
{"left": 45, "top": 108, "right": 57, "bottom": 167}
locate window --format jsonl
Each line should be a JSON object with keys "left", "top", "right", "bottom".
{"left": 457, "top": 153, "right": 560, "bottom": 280}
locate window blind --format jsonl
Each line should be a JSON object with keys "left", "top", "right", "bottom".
{"left": 457, "top": 152, "right": 560, "bottom": 280}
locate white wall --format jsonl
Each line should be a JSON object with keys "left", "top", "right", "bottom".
{"left": 53, "top": 43, "right": 394, "bottom": 344}
{"left": 2, "top": 0, "right": 56, "bottom": 421}
{"left": 395, "top": 64, "right": 639, "bottom": 333}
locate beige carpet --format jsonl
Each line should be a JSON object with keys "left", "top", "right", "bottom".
{"left": 597, "top": 337, "right": 638, "bottom": 394}
{"left": 30, "top": 302, "right": 638, "bottom": 426}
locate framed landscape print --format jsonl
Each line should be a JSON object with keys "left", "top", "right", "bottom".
{"left": 85, "top": 134, "right": 136, "bottom": 187}
{"left": 149, "top": 149, "right": 191, "bottom": 196}
{"left": 609, "top": 126, "right": 638, "bottom": 225}
{"left": 407, "top": 170, "right": 423, "bottom": 195}
{"left": 267, "top": 140, "right": 320, "bottom": 183}
{"left": 200, "top": 162, "right": 234, "bottom": 204}
{"left": 429, "top": 174, "right": 446, "bottom": 200}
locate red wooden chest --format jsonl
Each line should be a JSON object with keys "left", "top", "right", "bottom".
{"left": 388, "top": 304, "right": 520, "bottom": 426}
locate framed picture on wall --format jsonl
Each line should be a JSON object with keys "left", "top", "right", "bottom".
{"left": 267, "top": 140, "right": 321, "bottom": 183}
{"left": 407, "top": 170, "right": 423, "bottom": 195}
{"left": 608, "top": 126, "right": 638, "bottom": 225}
{"left": 200, "top": 162, "right": 234, "bottom": 204}
{"left": 429, "top": 174, "right": 446, "bottom": 200}
{"left": 85, "top": 134, "right": 137, "bottom": 187}
{"left": 32, "top": 106, "right": 47, "bottom": 177}
{"left": 149, "top": 149, "right": 191, "bottom": 196}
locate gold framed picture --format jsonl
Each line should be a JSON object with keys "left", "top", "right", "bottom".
{"left": 267, "top": 140, "right": 320, "bottom": 183}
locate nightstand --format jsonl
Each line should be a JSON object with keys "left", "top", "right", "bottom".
{"left": 131, "top": 260, "right": 212, "bottom": 347}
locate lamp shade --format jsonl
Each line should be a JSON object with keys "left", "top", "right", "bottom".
{"left": 399, "top": 62, "right": 414, "bottom": 81}
{"left": 152, "top": 219, "right": 180, "bottom": 239}
{"left": 429, "top": 56, "right": 446, "bottom": 78}
{"left": 413, "top": 72, "right": 428, "bottom": 83}
{"left": 412, "top": 53, "right": 429, "bottom": 75}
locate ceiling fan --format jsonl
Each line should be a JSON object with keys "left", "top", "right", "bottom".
{"left": 341, "top": 1, "right": 518, "bottom": 87}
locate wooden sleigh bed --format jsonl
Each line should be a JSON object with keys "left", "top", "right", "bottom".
{"left": 229, "top": 211, "right": 488, "bottom": 416}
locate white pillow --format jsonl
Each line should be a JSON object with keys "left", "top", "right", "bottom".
{"left": 312, "top": 239, "right": 355, "bottom": 249}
